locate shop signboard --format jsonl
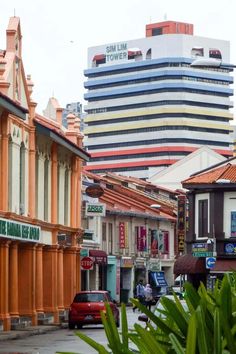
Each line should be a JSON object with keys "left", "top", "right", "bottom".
{"left": 177, "top": 195, "right": 187, "bottom": 252}
{"left": 0, "top": 217, "right": 41, "bottom": 242}
{"left": 148, "top": 259, "right": 161, "bottom": 272}
{"left": 120, "top": 257, "right": 133, "bottom": 268}
{"left": 85, "top": 202, "right": 106, "bottom": 217}
{"left": 225, "top": 243, "right": 236, "bottom": 254}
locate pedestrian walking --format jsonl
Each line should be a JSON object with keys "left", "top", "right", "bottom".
{"left": 133, "top": 279, "right": 145, "bottom": 312}
{"left": 144, "top": 283, "right": 153, "bottom": 310}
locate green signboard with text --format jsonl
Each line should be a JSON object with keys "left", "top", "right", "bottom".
{"left": 0, "top": 217, "right": 41, "bottom": 242}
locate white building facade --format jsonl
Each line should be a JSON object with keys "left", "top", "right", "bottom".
{"left": 83, "top": 21, "right": 234, "bottom": 179}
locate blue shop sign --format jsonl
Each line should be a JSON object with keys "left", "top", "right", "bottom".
{"left": 224, "top": 243, "right": 236, "bottom": 254}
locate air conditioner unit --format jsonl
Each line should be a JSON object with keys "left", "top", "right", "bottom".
{"left": 19, "top": 203, "right": 25, "bottom": 215}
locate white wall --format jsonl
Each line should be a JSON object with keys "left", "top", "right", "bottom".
{"left": 224, "top": 192, "right": 236, "bottom": 238}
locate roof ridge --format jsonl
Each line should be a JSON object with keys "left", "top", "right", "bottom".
{"left": 213, "top": 163, "right": 232, "bottom": 182}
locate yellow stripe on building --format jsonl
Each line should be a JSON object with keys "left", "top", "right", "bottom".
{"left": 85, "top": 106, "right": 233, "bottom": 123}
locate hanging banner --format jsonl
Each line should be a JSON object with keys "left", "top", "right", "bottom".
{"left": 137, "top": 226, "right": 147, "bottom": 251}
{"left": 161, "top": 230, "right": 169, "bottom": 254}
{"left": 151, "top": 229, "right": 158, "bottom": 255}
{"left": 158, "top": 230, "right": 164, "bottom": 253}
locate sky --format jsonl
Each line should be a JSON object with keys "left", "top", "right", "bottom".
{"left": 1, "top": 0, "right": 236, "bottom": 115}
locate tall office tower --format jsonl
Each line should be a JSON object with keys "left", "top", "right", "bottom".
{"left": 83, "top": 21, "right": 234, "bottom": 179}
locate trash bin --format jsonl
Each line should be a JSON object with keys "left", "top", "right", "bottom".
{"left": 120, "top": 289, "right": 129, "bottom": 304}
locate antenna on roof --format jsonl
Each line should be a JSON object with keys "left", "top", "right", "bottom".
{"left": 164, "top": 13, "right": 167, "bottom": 20}
{"left": 14, "top": 8, "right": 16, "bottom": 17}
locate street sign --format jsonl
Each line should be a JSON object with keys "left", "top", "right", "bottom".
{"left": 192, "top": 252, "right": 214, "bottom": 257}
{"left": 80, "top": 248, "right": 89, "bottom": 257}
{"left": 206, "top": 257, "right": 216, "bottom": 269}
{"left": 192, "top": 243, "right": 208, "bottom": 252}
{"left": 81, "top": 256, "right": 94, "bottom": 270}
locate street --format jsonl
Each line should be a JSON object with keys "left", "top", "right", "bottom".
{"left": 0, "top": 307, "right": 143, "bottom": 354}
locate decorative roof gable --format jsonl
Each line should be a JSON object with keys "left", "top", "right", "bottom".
{"left": 0, "top": 17, "right": 30, "bottom": 111}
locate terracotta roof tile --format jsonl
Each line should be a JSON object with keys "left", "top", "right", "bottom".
{"left": 183, "top": 164, "right": 236, "bottom": 184}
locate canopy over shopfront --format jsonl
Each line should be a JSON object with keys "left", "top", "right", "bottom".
{"left": 89, "top": 250, "right": 107, "bottom": 264}
{"left": 174, "top": 254, "right": 207, "bottom": 275}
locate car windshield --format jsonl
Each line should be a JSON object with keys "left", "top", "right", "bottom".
{"left": 74, "top": 293, "right": 105, "bottom": 303}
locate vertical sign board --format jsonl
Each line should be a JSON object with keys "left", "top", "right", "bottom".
{"left": 116, "top": 258, "right": 121, "bottom": 296}
{"left": 119, "top": 222, "right": 129, "bottom": 249}
{"left": 119, "top": 222, "right": 126, "bottom": 248}
{"left": 177, "top": 195, "right": 186, "bottom": 253}
{"left": 137, "top": 226, "right": 147, "bottom": 251}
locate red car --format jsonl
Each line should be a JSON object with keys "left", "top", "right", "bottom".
{"left": 68, "top": 290, "right": 120, "bottom": 329}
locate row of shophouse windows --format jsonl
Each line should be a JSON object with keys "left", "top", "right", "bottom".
{"left": 100, "top": 221, "right": 169, "bottom": 256}
{"left": 8, "top": 136, "right": 71, "bottom": 225}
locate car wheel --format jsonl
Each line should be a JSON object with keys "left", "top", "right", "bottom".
{"left": 77, "top": 323, "right": 83, "bottom": 329}
{"left": 68, "top": 322, "right": 75, "bottom": 330}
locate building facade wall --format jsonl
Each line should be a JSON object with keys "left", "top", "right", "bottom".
{"left": 0, "top": 16, "right": 87, "bottom": 332}
{"left": 84, "top": 24, "right": 234, "bottom": 179}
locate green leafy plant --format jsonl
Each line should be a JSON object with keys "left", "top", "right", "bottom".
{"left": 57, "top": 273, "right": 236, "bottom": 354}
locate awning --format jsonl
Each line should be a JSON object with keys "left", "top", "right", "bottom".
{"left": 174, "top": 254, "right": 207, "bottom": 275}
{"left": 211, "top": 259, "right": 236, "bottom": 272}
{"left": 150, "top": 271, "right": 168, "bottom": 287}
{"left": 89, "top": 250, "right": 107, "bottom": 265}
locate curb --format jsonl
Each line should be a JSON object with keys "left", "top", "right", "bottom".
{"left": 0, "top": 324, "right": 62, "bottom": 341}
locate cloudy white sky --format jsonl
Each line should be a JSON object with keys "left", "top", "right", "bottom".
{"left": 1, "top": 0, "right": 236, "bottom": 115}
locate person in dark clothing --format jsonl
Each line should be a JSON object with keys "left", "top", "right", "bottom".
{"left": 133, "top": 279, "right": 145, "bottom": 313}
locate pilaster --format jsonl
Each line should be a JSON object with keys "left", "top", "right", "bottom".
{"left": 0, "top": 241, "right": 11, "bottom": 331}
{"left": 9, "top": 242, "right": 19, "bottom": 317}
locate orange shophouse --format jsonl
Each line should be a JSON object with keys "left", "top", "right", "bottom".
{"left": 0, "top": 17, "right": 90, "bottom": 331}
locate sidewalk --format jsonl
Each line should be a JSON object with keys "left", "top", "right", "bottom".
{"left": 0, "top": 323, "right": 67, "bottom": 341}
